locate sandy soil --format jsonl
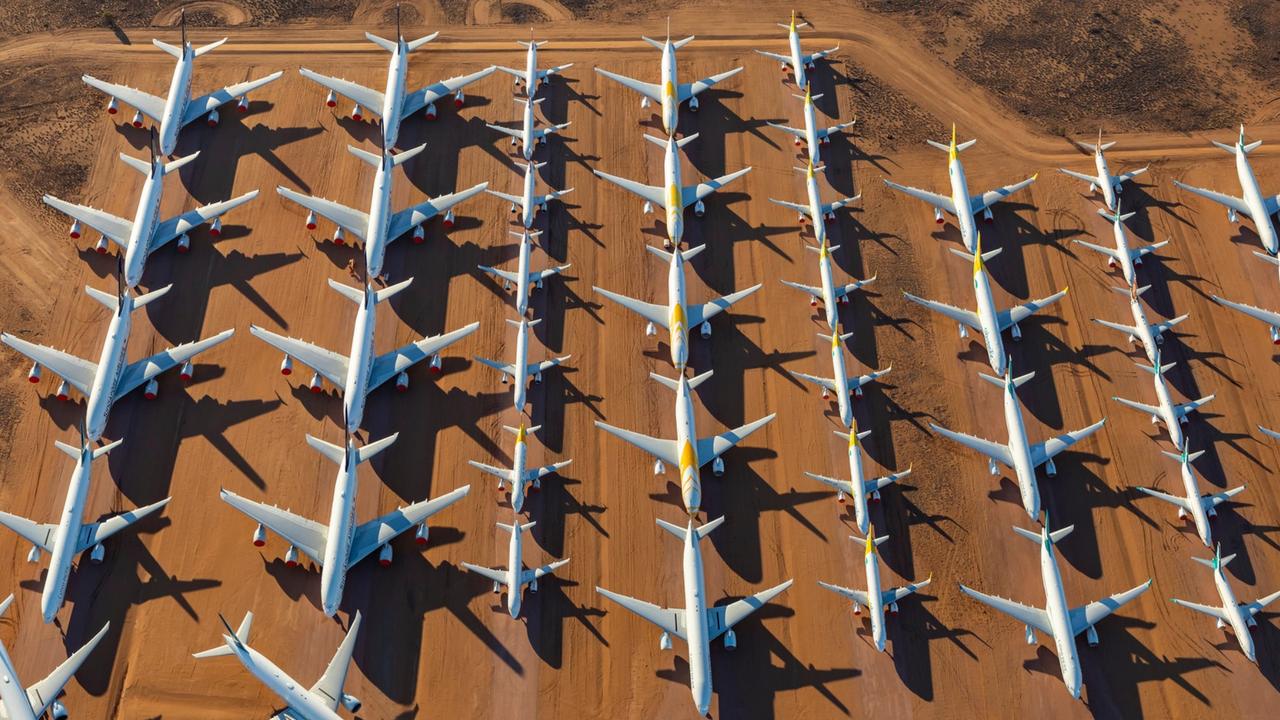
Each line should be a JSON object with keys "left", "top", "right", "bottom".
{"left": 0, "top": 5, "right": 1278, "bottom": 720}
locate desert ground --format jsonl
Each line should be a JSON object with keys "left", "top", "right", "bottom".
{"left": 0, "top": 3, "right": 1278, "bottom": 719}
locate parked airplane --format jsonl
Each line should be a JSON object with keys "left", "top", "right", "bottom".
{"left": 805, "top": 423, "right": 910, "bottom": 535}
{"left": 768, "top": 161, "right": 861, "bottom": 247}
{"left": 594, "top": 244, "right": 760, "bottom": 371}
{"left": 595, "top": 370, "right": 775, "bottom": 516}
{"left": 0, "top": 594, "right": 108, "bottom": 720}
{"left": 596, "top": 516, "right": 793, "bottom": 716}
{"left": 754, "top": 12, "right": 839, "bottom": 90}
{"left": 463, "top": 520, "right": 569, "bottom": 619}
{"left": 1172, "top": 544, "right": 1280, "bottom": 664}
{"left": 960, "top": 516, "right": 1152, "bottom": 699}
{"left": 475, "top": 318, "right": 570, "bottom": 413}
{"left": 278, "top": 142, "right": 488, "bottom": 281}
{"left": 1173, "top": 125, "right": 1279, "bottom": 256}
{"left": 1092, "top": 283, "right": 1187, "bottom": 366}
{"left": 781, "top": 236, "right": 876, "bottom": 331}
{"left": 496, "top": 37, "right": 573, "bottom": 96}
{"left": 249, "top": 278, "right": 480, "bottom": 434}
{"left": 1058, "top": 131, "right": 1148, "bottom": 210}
{"left": 1136, "top": 447, "right": 1244, "bottom": 548}
{"left": 819, "top": 525, "right": 929, "bottom": 652}
{"left": 299, "top": 7, "right": 495, "bottom": 150}
{"left": 1, "top": 276, "right": 234, "bottom": 442}
{"left": 766, "top": 86, "right": 855, "bottom": 164}
{"left": 220, "top": 430, "right": 471, "bottom": 616}
{"left": 45, "top": 136, "right": 258, "bottom": 289}
{"left": 1211, "top": 293, "right": 1280, "bottom": 346}
{"left": 883, "top": 126, "right": 1036, "bottom": 253}
{"left": 470, "top": 424, "right": 572, "bottom": 513}
{"left": 479, "top": 230, "right": 570, "bottom": 316}
{"left": 486, "top": 160, "right": 573, "bottom": 229}
{"left": 1111, "top": 347, "right": 1214, "bottom": 451}
{"left": 594, "top": 133, "right": 751, "bottom": 247}
{"left": 790, "top": 331, "right": 891, "bottom": 428}
{"left": 0, "top": 427, "right": 169, "bottom": 623}
{"left": 1072, "top": 207, "right": 1167, "bottom": 287}
{"left": 195, "top": 611, "right": 364, "bottom": 719}
{"left": 487, "top": 97, "right": 571, "bottom": 161}
{"left": 595, "top": 23, "right": 743, "bottom": 136}
{"left": 903, "top": 237, "right": 1066, "bottom": 376}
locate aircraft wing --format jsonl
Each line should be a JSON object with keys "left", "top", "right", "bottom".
{"left": 597, "top": 586, "right": 686, "bottom": 640}
{"left": 473, "top": 356, "right": 518, "bottom": 378}
{"left": 485, "top": 188, "right": 524, "bottom": 207}
{"left": 883, "top": 180, "right": 957, "bottom": 215}
{"left": 593, "top": 68, "right": 662, "bottom": 103}
{"left": 766, "top": 122, "right": 807, "bottom": 141}
{"left": 1213, "top": 295, "right": 1280, "bottom": 328}
{"left": 386, "top": 182, "right": 490, "bottom": 240}
{"left": 817, "top": 580, "right": 869, "bottom": 608}
{"left": 903, "top": 292, "right": 982, "bottom": 332}
{"left": 593, "top": 170, "right": 666, "bottom": 208}
{"left": 219, "top": 489, "right": 328, "bottom": 564}
{"left": 533, "top": 460, "right": 573, "bottom": 480}
{"left": 688, "top": 284, "right": 762, "bottom": 326}
{"left": 248, "top": 326, "right": 348, "bottom": 387}
{"left": 755, "top": 50, "right": 791, "bottom": 63}
{"left": 527, "top": 356, "right": 570, "bottom": 377}
{"left": 183, "top": 71, "right": 286, "bottom": 127}
{"left": 594, "top": 287, "right": 668, "bottom": 328}
{"left": 298, "top": 68, "right": 385, "bottom": 117}
{"left": 790, "top": 371, "right": 837, "bottom": 394}
{"left": 462, "top": 563, "right": 509, "bottom": 587}
{"left": 368, "top": 322, "right": 481, "bottom": 390}
{"left": 768, "top": 197, "right": 810, "bottom": 216}
{"left": 520, "top": 558, "right": 570, "bottom": 586}
{"left": 997, "top": 289, "right": 1068, "bottom": 331}
{"left": 821, "top": 196, "right": 861, "bottom": 216}
{"left": 780, "top": 279, "right": 823, "bottom": 300}
{"left": 1172, "top": 180, "right": 1250, "bottom": 217}
{"left": 803, "top": 47, "right": 840, "bottom": 65}
{"left": 696, "top": 414, "right": 776, "bottom": 464}
{"left": 678, "top": 67, "right": 744, "bottom": 102}
{"left": 868, "top": 468, "right": 912, "bottom": 493}
{"left": 816, "top": 121, "right": 856, "bottom": 140}
{"left": 1115, "top": 168, "right": 1149, "bottom": 185}
{"left": 594, "top": 421, "right": 679, "bottom": 465}
{"left": 1073, "top": 239, "right": 1120, "bottom": 262}
{"left": 82, "top": 75, "right": 165, "bottom": 122}
{"left": 706, "top": 579, "right": 793, "bottom": 641}
{"left": 478, "top": 265, "right": 519, "bottom": 285}
{"left": 959, "top": 584, "right": 1053, "bottom": 636}
{"left": 1029, "top": 418, "right": 1106, "bottom": 468}
{"left": 1174, "top": 395, "right": 1215, "bottom": 419}
{"left": 117, "top": 329, "right": 237, "bottom": 396}
{"left": 971, "top": 175, "right": 1037, "bottom": 213}
{"left": 1059, "top": 168, "right": 1098, "bottom": 185}
{"left": 468, "top": 460, "right": 514, "bottom": 484}
{"left": 485, "top": 122, "right": 524, "bottom": 139}
{"left": 402, "top": 66, "right": 498, "bottom": 118}
{"left": 1135, "top": 486, "right": 1192, "bottom": 513}
{"left": 1203, "top": 486, "right": 1246, "bottom": 510}
{"left": 43, "top": 195, "right": 132, "bottom": 247}
{"left": 882, "top": 576, "right": 932, "bottom": 605}
{"left": 26, "top": 622, "right": 110, "bottom": 719}
{"left": 1068, "top": 580, "right": 1152, "bottom": 636}
{"left": 1113, "top": 395, "right": 1162, "bottom": 418}
{"left": 1170, "top": 598, "right": 1228, "bottom": 622}
{"left": 76, "top": 498, "right": 171, "bottom": 553}
{"left": 804, "top": 472, "right": 853, "bottom": 496}
{"left": 851, "top": 366, "right": 892, "bottom": 390}
{"left": 0, "top": 511, "right": 57, "bottom": 552}
{"left": 930, "top": 422, "right": 1014, "bottom": 467}
{"left": 833, "top": 277, "right": 877, "bottom": 300}
{"left": 0, "top": 334, "right": 97, "bottom": 396}
{"left": 681, "top": 167, "right": 752, "bottom": 207}
{"left": 347, "top": 485, "right": 471, "bottom": 567}
{"left": 152, "top": 190, "right": 260, "bottom": 251}
{"left": 277, "top": 187, "right": 369, "bottom": 240}
{"left": 308, "top": 612, "right": 361, "bottom": 713}
{"left": 1245, "top": 590, "right": 1280, "bottom": 617}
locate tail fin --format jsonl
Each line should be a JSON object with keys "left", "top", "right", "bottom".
{"left": 503, "top": 424, "right": 543, "bottom": 437}
{"left": 152, "top": 39, "right": 183, "bottom": 59}
{"left": 517, "top": 39, "right": 549, "bottom": 49}
{"left": 507, "top": 317, "right": 541, "bottom": 328}
{"left": 375, "top": 277, "right": 414, "bottom": 304}
{"left": 85, "top": 285, "right": 121, "bottom": 313}
{"left": 656, "top": 515, "right": 724, "bottom": 541}
{"left": 1161, "top": 448, "right": 1205, "bottom": 464}
{"left": 1112, "top": 284, "right": 1150, "bottom": 298}
{"left": 497, "top": 521, "right": 537, "bottom": 534}
{"left": 650, "top": 369, "right": 713, "bottom": 392}
{"left": 163, "top": 152, "right": 200, "bottom": 176}
{"left": 644, "top": 243, "right": 705, "bottom": 263}
{"left": 676, "top": 133, "right": 699, "bottom": 148}
{"left": 1097, "top": 207, "right": 1136, "bottom": 224}
{"left": 305, "top": 434, "right": 347, "bottom": 465}
{"left": 327, "top": 278, "right": 364, "bottom": 304}
{"left": 118, "top": 152, "right": 155, "bottom": 176}
{"left": 978, "top": 369, "right": 1033, "bottom": 389}
{"left": 673, "top": 35, "right": 695, "bottom": 50}
{"left": 1012, "top": 522, "right": 1073, "bottom": 544}
{"left": 948, "top": 246, "right": 1003, "bottom": 264}
{"left": 347, "top": 144, "right": 383, "bottom": 168}
{"left": 642, "top": 133, "right": 670, "bottom": 149}
{"left": 131, "top": 284, "right": 173, "bottom": 311}
{"left": 356, "top": 433, "right": 399, "bottom": 464}
{"left": 407, "top": 33, "right": 440, "bottom": 53}
{"left": 1136, "top": 359, "right": 1176, "bottom": 376}
{"left": 391, "top": 143, "right": 428, "bottom": 167}
{"left": 193, "top": 612, "right": 252, "bottom": 659}
{"left": 806, "top": 242, "right": 841, "bottom": 254}
{"left": 365, "top": 33, "right": 398, "bottom": 52}
{"left": 193, "top": 39, "right": 228, "bottom": 58}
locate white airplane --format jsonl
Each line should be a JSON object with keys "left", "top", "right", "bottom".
{"left": 1172, "top": 125, "right": 1279, "bottom": 256}
{"left": 1111, "top": 347, "right": 1214, "bottom": 452}
{"left": 959, "top": 516, "right": 1152, "bottom": 699}
{"left": 194, "top": 611, "right": 364, "bottom": 719}
{"left": 495, "top": 38, "right": 573, "bottom": 96}
{"left": 0, "top": 428, "right": 169, "bottom": 623}
{"left": 594, "top": 24, "right": 743, "bottom": 136}
{"left": 0, "top": 594, "right": 109, "bottom": 720}
{"left": 487, "top": 97, "right": 571, "bottom": 161}
{"left": 463, "top": 521, "right": 569, "bottom": 619}
{"left": 595, "top": 370, "right": 775, "bottom": 516}
{"left": 470, "top": 423, "right": 572, "bottom": 513}
{"left": 597, "top": 516, "right": 793, "bottom": 717}
{"left": 278, "top": 143, "right": 488, "bottom": 281}
{"left": 780, "top": 236, "right": 876, "bottom": 331}
{"left": 479, "top": 230, "right": 570, "bottom": 316}
{"left": 486, "top": 160, "right": 574, "bottom": 229}
{"left": 790, "top": 331, "right": 890, "bottom": 429}
{"left": 903, "top": 238, "right": 1067, "bottom": 376}
{"left": 1172, "top": 544, "right": 1280, "bottom": 664}
{"left": 768, "top": 161, "right": 861, "bottom": 245}
{"left": 1136, "top": 447, "right": 1244, "bottom": 548}
{"left": 44, "top": 139, "right": 259, "bottom": 289}
{"left": 299, "top": 7, "right": 496, "bottom": 149}
{"left": 83, "top": 13, "right": 283, "bottom": 156}
{"left": 594, "top": 244, "right": 761, "bottom": 371}
{"left": 1072, "top": 207, "right": 1167, "bottom": 287}
{"left": 819, "top": 525, "right": 930, "bottom": 653}
{"left": 249, "top": 278, "right": 480, "bottom": 434}
{"left": 805, "top": 423, "right": 910, "bottom": 536}
{"left": 1, "top": 279, "right": 234, "bottom": 442}
{"left": 474, "top": 318, "right": 570, "bottom": 413}
{"left": 930, "top": 365, "right": 1106, "bottom": 522}
{"left": 1211, "top": 293, "right": 1280, "bottom": 346}
{"left": 1093, "top": 283, "right": 1188, "bottom": 366}
{"left": 754, "top": 11, "right": 839, "bottom": 91}
{"left": 594, "top": 132, "right": 751, "bottom": 248}
{"left": 766, "top": 86, "right": 855, "bottom": 164}
{"left": 220, "top": 431, "right": 471, "bottom": 617}
{"left": 1058, "top": 131, "right": 1148, "bottom": 211}
{"left": 883, "top": 126, "right": 1037, "bottom": 253}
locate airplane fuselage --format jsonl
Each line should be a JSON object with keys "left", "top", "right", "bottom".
{"left": 85, "top": 301, "right": 133, "bottom": 441}
{"left": 513, "top": 319, "right": 532, "bottom": 412}
{"left": 1128, "top": 297, "right": 1160, "bottom": 365}
{"left": 801, "top": 96, "right": 820, "bottom": 164}
{"left": 364, "top": 158, "right": 394, "bottom": 280}
{"left": 663, "top": 136, "right": 684, "bottom": 244}
{"left": 40, "top": 451, "right": 94, "bottom": 622}
{"left": 505, "top": 526, "right": 525, "bottom": 617}
{"left": 829, "top": 337, "right": 853, "bottom": 428}
{"left": 1213, "top": 565, "right": 1256, "bottom": 661}
{"left": 949, "top": 157, "right": 979, "bottom": 253}
{"left": 847, "top": 439, "right": 869, "bottom": 534}
{"left": 1151, "top": 372, "right": 1185, "bottom": 451}
{"left": 1039, "top": 541, "right": 1084, "bottom": 698}
{"left": 865, "top": 550, "right": 887, "bottom": 652}
{"left": 1094, "top": 150, "right": 1117, "bottom": 211}
{"left": 1002, "top": 383, "right": 1041, "bottom": 520}
{"left": 667, "top": 250, "right": 690, "bottom": 370}
{"left": 381, "top": 43, "right": 409, "bottom": 148}
{"left": 674, "top": 376, "right": 702, "bottom": 515}
{"left": 158, "top": 46, "right": 194, "bottom": 156}
{"left": 523, "top": 45, "right": 540, "bottom": 93}
{"left": 510, "top": 436, "right": 530, "bottom": 512}
{"left": 1236, "top": 147, "right": 1279, "bottom": 255}
{"left": 342, "top": 291, "right": 378, "bottom": 434}
{"left": 231, "top": 644, "right": 342, "bottom": 720}
{"left": 519, "top": 100, "right": 537, "bottom": 161}
{"left": 514, "top": 232, "right": 532, "bottom": 315}
{"left": 817, "top": 245, "right": 839, "bottom": 330}
{"left": 681, "top": 525, "right": 714, "bottom": 715}
{"left": 805, "top": 170, "right": 826, "bottom": 244}
{"left": 123, "top": 165, "right": 165, "bottom": 288}
{"left": 520, "top": 163, "right": 538, "bottom": 228}
{"left": 1109, "top": 218, "right": 1137, "bottom": 286}
{"left": 787, "top": 29, "right": 808, "bottom": 90}
{"left": 320, "top": 448, "right": 360, "bottom": 616}
{"left": 972, "top": 268, "right": 1007, "bottom": 376}
{"left": 660, "top": 41, "right": 679, "bottom": 136}
{"left": 0, "top": 640, "right": 37, "bottom": 720}
{"left": 1176, "top": 459, "right": 1212, "bottom": 546}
